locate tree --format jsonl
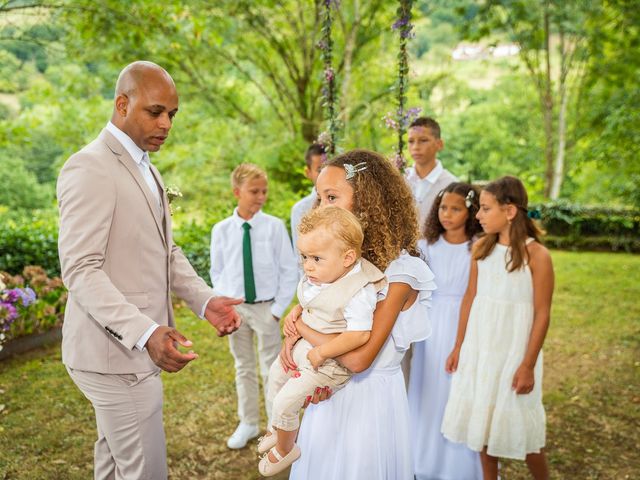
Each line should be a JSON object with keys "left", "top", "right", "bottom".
{"left": 55, "top": 0, "right": 396, "bottom": 144}
{"left": 456, "top": 0, "right": 589, "bottom": 199}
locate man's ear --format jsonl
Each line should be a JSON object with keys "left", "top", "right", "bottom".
{"left": 343, "top": 249, "right": 357, "bottom": 268}
{"left": 115, "top": 94, "right": 129, "bottom": 117}
{"left": 436, "top": 138, "right": 444, "bottom": 152}
{"left": 232, "top": 187, "right": 241, "bottom": 199}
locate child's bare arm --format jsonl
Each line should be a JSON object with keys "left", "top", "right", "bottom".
{"left": 308, "top": 330, "right": 370, "bottom": 370}
{"left": 512, "top": 243, "right": 554, "bottom": 394}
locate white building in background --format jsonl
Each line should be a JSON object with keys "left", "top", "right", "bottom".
{"left": 452, "top": 43, "right": 520, "bottom": 61}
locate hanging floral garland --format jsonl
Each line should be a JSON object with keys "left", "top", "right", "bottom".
{"left": 388, "top": 0, "right": 417, "bottom": 172}
{"left": 316, "top": 0, "right": 339, "bottom": 156}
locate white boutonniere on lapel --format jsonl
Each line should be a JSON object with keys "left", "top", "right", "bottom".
{"left": 165, "top": 185, "right": 183, "bottom": 215}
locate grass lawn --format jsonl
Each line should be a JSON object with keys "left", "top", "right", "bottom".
{"left": 0, "top": 250, "right": 638, "bottom": 479}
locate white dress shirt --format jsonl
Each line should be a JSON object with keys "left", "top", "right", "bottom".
{"left": 299, "top": 261, "right": 377, "bottom": 331}
{"left": 405, "top": 160, "right": 444, "bottom": 205}
{"left": 290, "top": 188, "right": 317, "bottom": 274}
{"left": 210, "top": 209, "right": 298, "bottom": 318}
{"left": 106, "top": 122, "right": 161, "bottom": 208}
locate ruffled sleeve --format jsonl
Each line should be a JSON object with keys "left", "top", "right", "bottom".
{"left": 382, "top": 252, "right": 437, "bottom": 351}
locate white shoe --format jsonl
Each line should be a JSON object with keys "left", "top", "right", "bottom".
{"left": 227, "top": 422, "right": 260, "bottom": 449}
{"left": 258, "top": 445, "right": 301, "bottom": 476}
{"left": 257, "top": 430, "right": 278, "bottom": 454}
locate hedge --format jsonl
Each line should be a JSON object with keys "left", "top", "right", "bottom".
{"left": 1, "top": 203, "right": 638, "bottom": 280}
{"left": 0, "top": 211, "right": 60, "bottom": 277}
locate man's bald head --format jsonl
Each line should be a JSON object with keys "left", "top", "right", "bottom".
{"left": 111, "top": 61, "right": 179, "bottom": 152}
{"left": 114, "top": 61, "right": 175, "bottom": 100}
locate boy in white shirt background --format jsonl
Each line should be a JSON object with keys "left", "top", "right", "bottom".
{"left": 210, "top": 163, "right": 298, "bottom": 449}
{"left": 405, "top": 117, "right": 458, "bottom": 229}
{"left": 290, "top": 143, "right": 325, "bottom": 263}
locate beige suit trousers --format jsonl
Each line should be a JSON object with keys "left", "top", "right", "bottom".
{"left": 67, "top": 367, "right": 166, "bottom": 480}
{"left": 229, "top": 302, "right": 282, "bottom": 426}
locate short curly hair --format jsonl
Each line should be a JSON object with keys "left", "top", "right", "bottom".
{"left": 423, "top": 182, "right": 482, "bottom": 244}
{"left": 298, "top": 206, "right": 364, "bottom": 257}
{"left": 324, "top": 149, "right": 420, "bottom": 270}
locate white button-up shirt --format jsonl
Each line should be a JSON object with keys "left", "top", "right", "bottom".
{"left": 210, "top": 209, "right": 298, "bottom": 318}
{"left": 405, "top": 160, "right": 444, "bottom": 205}
{"left": 106, "top": 122, "right": 161, "bottom": 208}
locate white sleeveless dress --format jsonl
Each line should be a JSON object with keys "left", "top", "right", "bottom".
{"left": 408, "top": 238, "right": 482, "bottom": 479}
{"left": 441, "top": 241, "right": 546, "bottom": 460}
{"left": 290, "top": 253, "right": 436, "bottom": 480}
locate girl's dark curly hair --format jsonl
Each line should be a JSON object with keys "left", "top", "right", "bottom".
{"left": 324, "top": 149, "right": 420, "bottom": 270}
{"left": 423, "top": 182, "right": 482, "bottom": 244}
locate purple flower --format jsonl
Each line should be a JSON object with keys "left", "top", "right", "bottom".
{"left": 400, "top": 26, "right": 416, "bottom": 40}
{"left": 382, "top": 112, "right": 400, "bottom": 131}
{"left": 4, "top": 290, "right": 19, "bottom": 303}
{"left": 392, "top": 18, "right": 409, "bottom": 31}
{"left": 324, "top": 68, "right": 335, "bottom": 82}
{"left": 0, "top": 302, "right": 18, "bottom": 327}
{"left": 17, "top": 287, "right": 37, "bottom": 307}
{"left": 406, "top": 106, "right": 422, "bottom": 118}
{"left": 393, "top": 152, "right": 407, "bottom": 172}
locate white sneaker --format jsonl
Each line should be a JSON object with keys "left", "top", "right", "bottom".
{"left": 227, "top": 422, "right": 260, "bottom": 449}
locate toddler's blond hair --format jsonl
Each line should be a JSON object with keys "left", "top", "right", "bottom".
{"left": 231, "top": 163, "right": 267, "bottom": 188}
{"left": 298, "top": 206, "right": 364, "bottom": 257}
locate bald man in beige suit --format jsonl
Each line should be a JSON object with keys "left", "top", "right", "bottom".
{"left": 57, "top": 61, "right": 242, "bottom": 480}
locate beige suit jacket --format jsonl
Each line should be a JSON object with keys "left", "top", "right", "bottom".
{"left": 57, "top": 129, "right": 213, "bottom": 374}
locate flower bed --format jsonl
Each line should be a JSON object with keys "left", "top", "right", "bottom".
{"left": 0, "top": 266, "right": 67, "bottom": 353}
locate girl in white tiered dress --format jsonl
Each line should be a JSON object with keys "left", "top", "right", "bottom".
{"left": 279, "top": 150, "right": 435, "bottom": 480}
{"left": 409, "top": 182, "right": 483, "bottom": 480}
{"left": 441, "top": 176, "right": 554, "bottom": 479}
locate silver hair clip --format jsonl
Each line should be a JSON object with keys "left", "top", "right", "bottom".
{"left": 344, "top": 162, "right": 368, "bottom": 180}
{"left": 465, "top": 189, "right": 475, "bottom": 208}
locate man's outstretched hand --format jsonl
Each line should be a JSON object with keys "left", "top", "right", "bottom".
{"left": 205, "top": 296, "right": 243, "bottom": 336}
{"left": 146, "top": 326, "right": 198, "bottom": 373}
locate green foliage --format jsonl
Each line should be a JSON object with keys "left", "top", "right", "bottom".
{"left": 0, "top": 155, "right": 53, "bottom": 210}
{"left": 0, "top": 211, "right": 60, "bottom": 277}
{"left": 173, "top": 221, "right": 212, "bottom": 283}
{"left": 0, "top": 50, "right": 31, "bottom": 92}
{"left": 533, "top": 202, "right": 640, "bottom": 252}
{"left": 0, "top": 266, "right": 66, "bottom": 341}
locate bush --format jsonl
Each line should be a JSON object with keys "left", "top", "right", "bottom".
{"left": 0, "top": 266, "right": 67, "bottom": 347}
{"left": 0, "top": 210, "right": 60, "bottom": 277}
{"left": 173, "top": 220, "right": 211, "bottom": 283}
{"left": 0, "top": 155, "right": 53, "bottom": 211}
{"left": 532, "top": 202, "right": 640, "bottom": 252}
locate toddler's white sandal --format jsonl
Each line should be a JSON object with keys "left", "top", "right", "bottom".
{"left": 258, "top": 444, "right": 301, "bottom": 477}
{"left": 257, "top": 430, "right": 278, "bottom": 454}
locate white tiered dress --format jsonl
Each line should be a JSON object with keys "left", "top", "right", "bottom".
{"left": 408, "top": 237, "right": 482, "bottom": 479}
{"left": 441, "top": 241, "right": 546, "bottom": 460}
{"left": 289, "top": 253, "right": 436, "bottom": 480}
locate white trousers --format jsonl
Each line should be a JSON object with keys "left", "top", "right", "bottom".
{"left": 228, "top": 302, "right": 282, "bottom": 426}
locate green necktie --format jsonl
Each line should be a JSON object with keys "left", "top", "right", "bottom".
{"left": 242, "top": 222, "right": 257, "bottom": 303}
